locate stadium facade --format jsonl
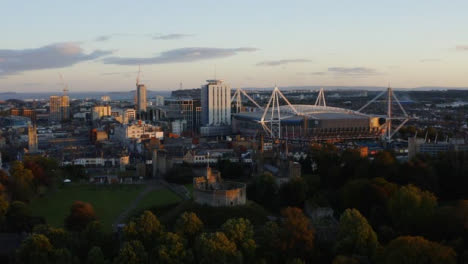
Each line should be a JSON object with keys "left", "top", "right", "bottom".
{"left": 232, "top": 104, "right": 385, "bottom": 141}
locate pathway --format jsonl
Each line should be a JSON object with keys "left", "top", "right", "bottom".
{"left": 112, "top": 181, "right": 159, "bottom": 231}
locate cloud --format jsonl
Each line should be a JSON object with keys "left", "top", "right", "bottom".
{"left": 22, "top": 82, "right": 41, "bottom": 86}
{"left": 297, "top": 71, "right": 326, "bottom": 76}
{"left": 103, "top": 47, "right": 258, "bottom": 65}
{"left": 420, "top": 58, "right": 442, "bottom": 63}
{"left": 153, "top": 34, "right": 193, "bottom": 40}
{"left": 101, "top": 71, "right": 138, "bottom": 76}
{"left": 456, "top": 45, "right": 468, "bottom": 51}
{"left": 256, "top": 59, "right": 311, "bottom": 66}
{"left": 0, "top": 42, "right": 112, "bottom": 76}
{"left": 95, "top": 35, "right": 112, "bottom": 42}
{"left": 328, "top": 67, "right": 379, "bottom": 76}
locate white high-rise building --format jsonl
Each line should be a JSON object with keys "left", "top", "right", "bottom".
{"left": 136, "top": 84, "right": 147, "bottom": 113}
{"left": 201, "top": 80, "right": 231, "bottom": 126}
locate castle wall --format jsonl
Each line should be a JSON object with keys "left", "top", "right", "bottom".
{"left": 193, "top": 183, "right": 246, "bottom": 207}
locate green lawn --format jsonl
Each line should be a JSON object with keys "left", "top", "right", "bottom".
{"left": 29, "top": 184, "right": 145, "bottom": 230}
{"left": 184, "top": 184, "right": 194, "bottom": 197}
{"left": 133, "top": 188, "right": 182, "bottom": 215}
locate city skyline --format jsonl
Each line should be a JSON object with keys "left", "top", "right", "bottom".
{"left": 1, "top": 0, "right": 468, "bottom": 92}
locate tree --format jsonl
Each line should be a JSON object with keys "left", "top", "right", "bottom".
{"left": 9, "top": 161, "right": 34, "bottom": 202}
{"left": 16, "top": 234, "right": 54, "bottom": 264}
{"left": 114, "top": 240, "right": 147, "bottom": 264}
{"left": 123, "top": 210, "right": 162, "bottom": 250}
{"left": 247, "top": 172, "right": 279, "bottom": 211}
{"left": 52, "top": 248, "right": 76, "bottom": 264}
{"left": 431, "top": 199, "right": 468, "bottom": 241}
{"left": 33, "top": 225, "right": 72, "bottom": 250}
{"left": 221, "top": 218, "right": 256, "bottom": 259}
{"left": 370, "top": 151, "right": 397, "bottom": 179}
{"left": 378, "top": 236, "right": 456, "bottom": 264}
{"left": 150, "top": 232, "right": 193, "bottom": 264}
{"left": 65, "top": 201, "right": 97, "bottom": 232}
{"left": 0, "top": 195, "right": 9, "bottom": 229}
{"left": 388, "top": 185, "right": 437, "bottom": 233}
{"left": 0, "top": 169, "right": 8, "bottom": 186}
{"left": 196, "top": 232, "right": 241, "bottom": 264}
{"left": 164, "top": 165, "right": 193, "bottom": 184}
{"left": 335, "top": 208, "right": 379, "bottom": 257}
{"left": 87, "top": 246, "right": 107, "bottom": 264}
{"left": 6, "top": 200, "right": 32, "bottom": 232}
{"left": 393, "top": 158, "right": 438, "bottom": 193}
{"left": 174, "top": 211, "right": 203, "bottom": 244}
{"left": 332, "top": 255, "right": 360, "bottom": 264}
{"left": 279, "top": 207, "right": 315, "bottom": 259}
{"left": 286, "top": 258, "right": 306, "bottom": 264}
{"left": 217, "top": 160, "right": 244, "bottom": 179}
{"left": 279, "top": 176, "right": 308, "bottom": 207}
{"left": 257, "top": 221, "right": 281, "bottom": 263}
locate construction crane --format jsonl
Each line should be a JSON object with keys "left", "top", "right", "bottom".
{"left": 58, "top": 73, "right": 69, "bottom": 96}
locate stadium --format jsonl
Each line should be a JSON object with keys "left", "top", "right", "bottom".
{"left": 231, "top": 88, "right": 388, "bottom": 141}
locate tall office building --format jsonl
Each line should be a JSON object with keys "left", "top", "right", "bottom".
{"left": 92, "top": 105, "right": 112, "bottom": 121}
{"left": 61, "top": 95, "right": 70, "bottom": 121}
{"left": 200, "top": 79, "right": 232, "bottom": 136}
{"left": 201, "top": 79, "right": 231, "bottom": 126}
{"left": 136, "top": 84, "right": 147, "bottom": 113}
{"left": 49, "top": 95, "right": 69, "bottom": 121}
{"left": 49, "top": 96, "right": 62, "bottom": 121}
{"left": 28, "top": 124, "right": 38, "bottom": 153}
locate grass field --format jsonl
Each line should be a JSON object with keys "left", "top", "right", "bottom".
{"left": 29, "top": 184, "right": 146, "bottom": 230}
{"left": 184, "top": 184, "right": 194, "bottom": 197}
{"left": 132, "top": 188, "right": 182, "bottom": 217}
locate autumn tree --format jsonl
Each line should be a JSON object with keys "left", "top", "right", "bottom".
{"left": 6, "top": 200, "right": 33, "bottom": 232}
{"left": 33, "top": 225, "right": 72, "bottom": 250}
{"left": 196, "top": 232, "right": 241, "bottom": 264}
{"left": 279, "top": 207, "right": 315, "bottom": 260}
{"left": 123, "top": 210, "right": 162, "bottom": 250}
{"left": 221, "top": 218, "right": 256, "bottom": 260}
{"left": 65, "top": 201, "right": 97, "bottom": 232}
{"left": 114, "top": 240, "right": 148, "bottom": 264}
{"left": 0, "top": 195, "right": 8, "bottom": 229}
{"left": 86, "top": 246, "right": 108, "bottom": 264}
{"left": 52, "top": 248, "right": 76, "bottom": 264}
{"left": 257, "top": 221, "right": 281, "bottom": 263}
{"left": 388, "top": 185, "right": 437, "bottom": 233}
{"left": 393, "top": 158, "right": 438, "bottom": 193}
{"left": 332, "top": 255, "right": 360, "bottom": 264}
{"left": 174, "top": 211, "right": 203, "bottom": 245}
{"left": 335, "top": 208, "right": 379, "bottom": 257}
{"left": 23, "top": 155, "right": 59, "bottom": 186}
{"left": 279, "top": 176, "right": 308, "bottom": 207}
{"left": 0, "top": 169, "right": 8, "bottom": 186}
{"left": 150, "top": 231, "right": 193, "bottom": 264}
{"left": 9, "top": 161, "right": 34, "bottom": 202}
{"left": 16, "top": 234, "right": 54, "bottom": 264}
{"left": 378, "top": 236, "right": 456, "bottom": 264}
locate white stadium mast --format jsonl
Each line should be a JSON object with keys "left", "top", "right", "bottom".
{"left": 259, "top": 86, "right": 300, "bottom": 139}
{"left": 231, "top": 88, "right": 264, "bottom": 113}
{"left": 358, "top": 87, "right": 409, "bottom": 142}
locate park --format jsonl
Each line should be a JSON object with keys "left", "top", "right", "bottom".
{"left": 28, "top": 183, "right": 182, "bottom": 231}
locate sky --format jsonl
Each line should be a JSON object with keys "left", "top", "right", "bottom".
{"left": 1, "top": 0, "right": 468, "bottom": 92}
